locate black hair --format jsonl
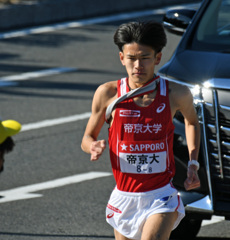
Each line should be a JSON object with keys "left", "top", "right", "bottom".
{"left": 114, "top": 21, "right": 167, "bottom": 53}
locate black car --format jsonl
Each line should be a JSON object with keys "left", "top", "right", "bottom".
{"left": 159, "top": 0, "right": 230, "bottom": 239}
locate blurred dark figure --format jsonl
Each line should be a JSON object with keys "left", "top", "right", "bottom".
{"left": 0, "top": 120, "right": 21, "bottom": 173}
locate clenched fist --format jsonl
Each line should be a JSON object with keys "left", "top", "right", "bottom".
{"left": 184, "top": 165, "right": 200, "bottom": 191}
{"left": 90, "top": 140, "right": 106, "bottom": 161}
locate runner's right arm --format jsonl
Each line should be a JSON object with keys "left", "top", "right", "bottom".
{"left": 81, "top": 81, "right": 117, "bottom": 161}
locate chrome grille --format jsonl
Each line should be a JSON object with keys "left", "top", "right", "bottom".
{"left": 202, "top": 87, "right": 230, "bottom": 201}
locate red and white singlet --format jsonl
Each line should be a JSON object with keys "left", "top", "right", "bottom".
{"left": 108, "top": 76, "right": 175, "bottom": 192}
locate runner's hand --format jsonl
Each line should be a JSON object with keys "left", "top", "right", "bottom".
{"left": 184, "top": 165, "right": 200, "bottom": 190}
{"left": 90, "top": 140, "right": 106, "bottom": 161}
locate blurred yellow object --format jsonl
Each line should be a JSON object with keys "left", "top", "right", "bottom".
{"left": 0, "top": 120, "right": 21, "bottom": 144}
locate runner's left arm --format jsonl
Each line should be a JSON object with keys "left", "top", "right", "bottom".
{"left": 174, "top": 84, "right": 201, "bottom": 191}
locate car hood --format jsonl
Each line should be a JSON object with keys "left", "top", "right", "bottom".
{"left": 159, "top": 49, "right": 230, "bottom": 85}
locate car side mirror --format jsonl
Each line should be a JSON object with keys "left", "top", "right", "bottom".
{"left": 163, "top": 9, "right": 196, "bottom": 36}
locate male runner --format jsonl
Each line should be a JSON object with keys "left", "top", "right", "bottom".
{"left": 81, "top": 21, "right": 200, "bottom": 240}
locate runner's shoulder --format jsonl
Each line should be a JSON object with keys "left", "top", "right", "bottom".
{"left": 94, "top": 80, "right": 118, "bottom": 104}
{"left": 168, "top": 81, "right": 191, "bottom": 99}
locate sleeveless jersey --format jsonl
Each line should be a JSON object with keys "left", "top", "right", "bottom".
{"left": 108, "top": 76, "right": 175, "bottom": 192}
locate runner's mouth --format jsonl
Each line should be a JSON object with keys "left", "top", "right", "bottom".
{"left": 133, "top": 72, "right": 145, "bottom": 75}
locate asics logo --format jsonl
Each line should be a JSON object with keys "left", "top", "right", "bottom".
{"left": 156, "top": 103, "right": 166, "bottom": 113}
{"left": 107, "top": 213, "right": 114, "bottom": 218}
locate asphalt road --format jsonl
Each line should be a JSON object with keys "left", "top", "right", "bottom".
{"left": 0, "top": 6, "right": 230, "bottom": 240}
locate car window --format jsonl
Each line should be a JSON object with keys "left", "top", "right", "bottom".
{"left": 192, "top": 0, "right": 230, "bottom": 52}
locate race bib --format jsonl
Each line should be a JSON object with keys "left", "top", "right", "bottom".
{"left": 119, "top": 140, "right": 167, "bottom": 174}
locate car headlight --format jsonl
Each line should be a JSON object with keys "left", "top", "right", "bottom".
{"left": 159, "top": 76, "right": 203, "bottom": 119}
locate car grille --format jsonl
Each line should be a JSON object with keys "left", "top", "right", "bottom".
{"left": 202, "top": 87, "right": 230, "bottom": 203}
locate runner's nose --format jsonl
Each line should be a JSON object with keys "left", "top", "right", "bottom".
{"left": 135, "top": 59, "right": 143, "bottom": 69}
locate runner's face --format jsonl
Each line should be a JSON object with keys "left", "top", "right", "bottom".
{"left": 119, "top": 42, "right": 162, "bottom": 87}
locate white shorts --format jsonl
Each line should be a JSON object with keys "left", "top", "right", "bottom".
{"left": 106, "top": 183, "right": 185, "bottom": 240}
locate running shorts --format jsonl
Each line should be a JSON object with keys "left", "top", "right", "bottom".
{"left": 106, "top": 183, "right": 185, "bottom": 240}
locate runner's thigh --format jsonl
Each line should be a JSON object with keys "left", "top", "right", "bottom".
{"left": 114, "top": 229, "right": 133, "bottom": 240}
{"left": 141, "top": 212, "right": 178, "bottom": 240}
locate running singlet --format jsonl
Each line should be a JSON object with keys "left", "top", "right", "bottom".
{"left": 108, "top": 76, "right": 175, "bottom": 192}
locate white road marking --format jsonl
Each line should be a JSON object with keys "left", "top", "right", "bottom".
{"left": 0, "top": 67, "right": 76, "bottom": 83}
{"left": 0, "top": 3, "right": 200, "bottom": 40}
{"left": 0, "top": 9, "right": 166, "bottom": 39}
{"left": 0, "top": 171, "right": 112, "bottom": 203}
{"left": 0, "top": 68, "right": 90, "bottom": 130}
{"left": 21, "top": 112, "right": 91, "bottom": 131}
{"left": 202, "top": 215, "right": 225, "bottom": 226}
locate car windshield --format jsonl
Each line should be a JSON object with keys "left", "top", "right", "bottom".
{"left": 191, "top": 0, "right": 230, "bottom": 52}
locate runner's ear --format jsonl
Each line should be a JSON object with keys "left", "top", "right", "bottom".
{"left": 155, "top": 52, "right": 162, "bottom": 65}
{"left": 119, "top": 52, "right": 125, "bottom": 66}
